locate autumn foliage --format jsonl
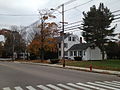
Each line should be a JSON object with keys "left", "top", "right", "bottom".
{"left": 28, "top": 22, "right": 59, "bottom": 58}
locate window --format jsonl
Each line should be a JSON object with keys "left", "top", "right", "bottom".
{"left": 72, "top": 37, "right": 76, "bottom": 41}
{"left": 64, "top": 43, "right": 68, "bottom": 48}
{"left": 65, "top": 51, "right": 68, "bottom": 56}
{"left": 68, "top": 37, "right": 71, "bottom": 41}
{"left": 78, "top": 51, "right": 82, "bottom": 56}
{"left": 59, "top": 43, "right": 61, "bottom": 48}
{"left": 59, "top": 51, "right": 61, "bottom": 56}
{"left": 74, "top": 51, "right": 77, "bottom": 56}
{"left": 84, "top": 50, "right": 86, "bottom": 55}
{"left": 70, "top": 51, "right": 73, "bottom": 56}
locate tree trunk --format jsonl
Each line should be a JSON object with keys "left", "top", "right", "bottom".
{"left": 41, "top": 48, "right": 44, "bottom": 61}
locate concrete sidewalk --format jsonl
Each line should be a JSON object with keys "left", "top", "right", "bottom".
{"left": 14, "top": 61, "right": 120, "bottom": 76}
{"left": 0, "top": 58, "right": 12, "bottom": 61}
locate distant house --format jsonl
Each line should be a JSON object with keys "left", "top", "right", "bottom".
{"left": 56, "top": 33, "right": 106, "bottom": 60}
{"left": 68, "top": 43, "right": 106, "bottom": 60}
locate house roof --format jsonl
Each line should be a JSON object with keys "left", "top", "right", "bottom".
{"left": 55, "top": 34, "right": 71, "bottom": 43}
{"left": 68, "top": 43, "right": 91, "bottom": 51}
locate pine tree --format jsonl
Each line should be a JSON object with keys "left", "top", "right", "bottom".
{"left": 82, "top": 3, "right": 116, "bottom": 60}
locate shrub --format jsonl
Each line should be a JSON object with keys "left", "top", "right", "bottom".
{"left": 29, "top": 53, "right": 37, "bottom": 60}
{"left": 74, "top": 57, "right": 82, "bottom": 61}
{"left": 50, "top": 59, "right": 60, "bottom": 64}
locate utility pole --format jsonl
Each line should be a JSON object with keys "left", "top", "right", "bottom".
{"left": 51, "top": 5, "right": 66, "bottom": 67}
{"left": 62, "top": 4, "right": 65, "bottom": 67}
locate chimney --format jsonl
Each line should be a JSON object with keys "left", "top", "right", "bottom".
{"left": 80, "top": 37, "right": 82, "bottom": 43}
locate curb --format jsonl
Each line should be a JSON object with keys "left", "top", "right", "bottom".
{"left": 14, "top": 61, "right": 120, "bottom": 76}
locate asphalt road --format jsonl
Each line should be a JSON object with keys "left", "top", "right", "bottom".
{"left": 0, "top": 62, "right": 120, "bottom": 90}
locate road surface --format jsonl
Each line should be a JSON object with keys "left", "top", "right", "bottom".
{"left": 0, "top": 62, "right": 120, "bottom": 90}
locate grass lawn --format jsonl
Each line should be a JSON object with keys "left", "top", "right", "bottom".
{"left": 64, "top": 60, "right": 120, "bottom": 71}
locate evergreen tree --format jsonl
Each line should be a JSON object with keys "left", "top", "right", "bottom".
{"left": 82, "top": 3, "right": 116, "bottom": 60}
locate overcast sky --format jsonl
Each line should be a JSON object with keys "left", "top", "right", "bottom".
{"left": 0, "top": 0, "right": 120, "bottom": 41}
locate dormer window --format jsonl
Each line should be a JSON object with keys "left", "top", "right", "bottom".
{"left": 68, "top": 37, "right": 71, "bottom": 41}
{"left": 72, "top": 37, "right": 76, "bottom": 41}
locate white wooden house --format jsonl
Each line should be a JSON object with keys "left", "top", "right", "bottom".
{"left": 56, "top": 33, "right": 106, "bottom": 60}
{"left": 68, "top": 43, "right": 106, "bottom": 60}
{"left": 56, "top": 33, "right": 80, "bottom": 59}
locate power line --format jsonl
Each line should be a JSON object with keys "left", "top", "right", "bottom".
{"left": 114, "top": 14, "right": 120, "bottom": 17}
{"left": 62, "top": 15, "right": 120, "bottom": 31}
{"left": 58, "top": 24, "right": 81, "bottom": 31}
{"left": 64, "top": 27, "right": 81, "bottom": 31}
{"left": 64, "top": 0, "right": 94, "bottom": 12}
{"left": 65, "top": 29, "right": 80, "bottom": 32}
{"left": 1, "top": 13, "right": 119, "bottom": 28}
{"left": 0, "top": 2, "right": 119, "bottom": 18}
{"left": 51, "top": 0, "right": 78, "bottom": 13}
{"left": 65, "top": 24, "right": 80, "bottom": 28}
{"left": 0, "top": 9, "right": 119, "bottom": 17}
{"left": 0, "top": 14, "right": 39, "bottom": 16}
{"left": 64, "top": 0, "right": 78, "bottom": 5}
{"left": 114, "top": 17, "right": 120, "bottom": 20}
{"left": 58, "top": 27, "right": 80, "bottom": 32}
{"left": 62, "top": 14, "right": 120, "bottom": 29}
{"left": 65, "top": 20, "right": 82, "bottom": 26}
{"left": 59, "top": 15, "right": 120, "bottom": 31}
{"left": 112, "top": 10, "right": 120, "bottom": 13}
{"left": 113, "top": 20, "right": 120, "bottom": 23}
{"left": 64, "top": 13, "right": 120, "bottom": 27}
{"left": 1, "top": 1, "right": 120, "bottom": 32}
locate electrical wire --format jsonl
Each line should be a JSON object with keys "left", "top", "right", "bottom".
{"left": 58, "top": 24, "right": 81, "bottom": 31}
{"left": 114, "top": 17, "right": 120, "bottom": 20}
{"left": 0, "top": 13, "right": 119, "bottom": 28}
{"left": 112, "top": 10, "right": 120, "bottom": 13}
{"left": 64, "top": 0, "right": 94, "bottom": 12}
{"left": 114, "top": 14, "right": 120, "bottom": 17}
{"left": 0, "top": 14, "right": 39, "bottom": 16}
{"left": 51, "top": 0, "right": 78, "bottom": 13}
{"left": 65, "top": 20, "right": 82, "bottom": 26}
{"left": 0, "top": 9, "right": 119, "bottom": 17}
{"left": 113, "top": 20, "right": 120, "bottom": 23}
{"left": 64, "top": 0, "right": 78, "bottom": 6}
{"left": 1, "top": 0, "right": 120, "bottom": 35}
